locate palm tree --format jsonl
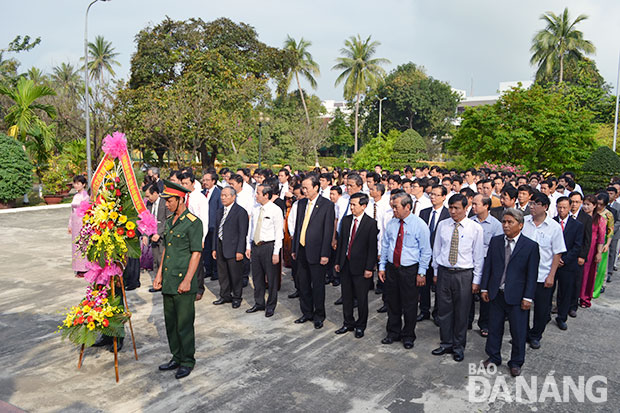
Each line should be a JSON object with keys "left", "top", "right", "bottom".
{"left": 84, "top": 35, "right": 120, "bottom": 84}
{"left": 0, "top": 77, "right": 57, "bottom": 168}
{"left": 333, "top": 35, "right": 389, "bottom": 152}
{"left": 51, "top": 62, "right": 81, "bottom": 96}
{"left": 26, "top": 67, "right": 46, "bottom": 85}
{"left": 283, "top": 35, "right": 320, "bottom": 125}
{"left": 530, "top": 8, "right": 595, "bottom": 83}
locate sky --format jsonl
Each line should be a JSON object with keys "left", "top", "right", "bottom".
{"left": 2, "top": 0, "right": 620, "bottom": 100}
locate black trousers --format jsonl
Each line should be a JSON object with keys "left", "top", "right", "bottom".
{"left": 419, "top": 265, "right": 438, "bottom": 317}
{"left": 485, "top": 291, "right": 528, "bottom": 368}
{"left": 216, "top": 240, "right": 243, "bottom": 303}
{"left": 436, "top": 266, "right": 473, "bottom": 352}
{"left": 251, "top": 242, "right": 279, "bottom": 311}
{"left": 569, "top": 264, "right": 584, "bottom": 313}
{"left": 297, "top": 246, "right": 326, "bottom": 322}
{"left": 554, "top": 267, "right": 577, "bottom": 322}
{"left": 123, "top": 257, "right": 141, "bottom": 289}
{"left": 384, "top": 262, "right": 419, "bottom": 341}
{"left": 528, "top": 282, "right": 554, "bottom": 341}
{"left": 340, "top": 260, "right": 372, "bottom": 330}
{"left": 469, "top": 297, "right": 489, "bottom": 330}
{"left": 202, "top": 228, "right": 218, "bottom": 279}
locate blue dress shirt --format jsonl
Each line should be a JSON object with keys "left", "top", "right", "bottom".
{"left": 379, "top": 212, "right": 432, "bottom": 273}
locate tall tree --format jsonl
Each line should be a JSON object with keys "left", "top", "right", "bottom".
{"left": 51, "top": 63, "right": 81, "bottom": 96}
{"left": 530, "top": 8, "right": 595, "bottom": 83}
{"left": 333, "top": 35, "right": 389, "bottom": 152}
{"left": 282, "top": 35, "right": 320, "bottom": 125}
{"left": 85, "top": 35, "right": 120, "bottom": 85}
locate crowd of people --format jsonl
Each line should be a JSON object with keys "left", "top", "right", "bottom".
{"left": 70, "top": 163, "right": 620, "bottom": 379}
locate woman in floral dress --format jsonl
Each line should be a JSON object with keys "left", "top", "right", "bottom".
{"left": 593, "top": 192, "right": 614, "bottom": 299}
{"left": 580, "top": 195, "right": 606, "bottom": 307}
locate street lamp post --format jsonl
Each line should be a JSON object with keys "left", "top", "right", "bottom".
{"left": 613, "top": 50, "right": 620, "bottom": 152}
{"left": 258, "top": 112, "right": 269, "bottom": 168}
{"left": 84, "top": 0, "right": 109, "bottom": 184}
{"left": 378, "top": 97, "right": 387, "bottom": 136}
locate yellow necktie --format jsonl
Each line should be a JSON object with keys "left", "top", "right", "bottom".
{"left": 300, "top": 200, "right": 314, "bottom": 246}
{"left": 254, "top": 207, "right": 264, "bottom": 244}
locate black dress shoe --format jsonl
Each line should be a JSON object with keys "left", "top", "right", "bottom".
{"left": 353, "top": 299, "right": 358, "bottom": 308}
{"left": 232, "top": 301, "right": 241, "bottom": 309}
{"left": 529, "top": 339, "right": 541, "bottom": 349}
{"left": 212, "top": 298, "right": 231, "bottom": 305}
{"left": 125, "top": 285, "right": 139, "bottom": 291}
{"left": 159, "top": 360, "right": 180, "bottom": 371}
{"left": 453, "top": 352, "right": 464, "bottom": 362}
{"left": 510, "top": 366, "right": 522, "bottom": 377}
{"left": 243, "top": 279, "right": 249, "bottom": 288}
{"left": 416, "top": 313, "right": 430, "bottom": 322}
{"left": 432, "top": 346, "right": 453, "bottom": 356}
{"left": 482, "top": 358, "right": 498, "bottom": 369}
{"left": 265, "top": 309, "right": 274, "bottom": 318}
{"left": 334, "top": 297, "right": 343, "bottom": 305}
{"left": 375, "top": 287, "right": 383, "bottom": 295}
{"left": 210, "top": 275, "right": 219, "bottom": 281}
{"left": 335, "top": 326, "right": 353, "bottom": 334}
{"left": 108, "top": 337, "right": 123, "bottom": 352}
{"left": 433, "top": 317, "right": 440, "bottom": 327}
{"left": 294, "top": 316, "right": 311, "bottom": 324}
{"left": 377, "top": 304, "right": 388, "bottom": 313}
{"left": 354, "top": 328, "right": 364, "bottom": 339}
{"left": 555, "top": 317, "right": 568, "bottom": 330}
{"left": 246, "top": 305, "right": 265, "bottom": 313}
{"left": 149, "top": 287, "right": 161, "bottom": 293}
{"left": 332, "top": 280, "right": 340, "bottom": 287}
{"left": 92, "top": 335, "right": 112, "bottom": 347}
{"left": 314, "top": 321, "right": 323, "bottom": 329}
{"left": 325, "top": 277, "right": 333, "bottom": 285}
{"left": 288, "top": 291, "right": 300, "bottom": 299}
{"left": 403, "top": 339, "right": 414, "bottom": 349}
{"left": 381, "top": 336, "right": 399, "bottom": 345}
{"left": 568, "top": 309, "right": 577, "bottom": 318}
{"left": 175, "top": 366, "right": 193, "bottom": 379}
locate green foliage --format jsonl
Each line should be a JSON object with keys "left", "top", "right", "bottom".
{"left": 63, "top": 138, "right": 86, "bottom": 174}
{"left": 40, "top": 154, "right": 69, "bottom": 194}
{"left": 450, "top": 84, "right": 596, "bottom": 175}
{"left": 0, "top": 133, "right": 33, "bottom": 203}
{"left": 392, "top": 129, "right": 427, "bottom": 169}
{"left": 362, "top": 63, "right": 460, "bottom": 141}
{"left": 352, "top": 129, "right": 400, "bottom": 170}
{"left": 325, "top": 108, "right": 353, "bottom": 156}
{"left": 580, "top": 146, "right": 620, "bottom": 193}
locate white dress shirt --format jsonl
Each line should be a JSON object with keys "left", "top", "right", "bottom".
{"left": 334, "top": 196, "right": 349, "bottom": 233}
{"left": 247, "top": 201, "right": 284, "bottom": 254}
{"left": 278, "top": 182, "right": 289, "bottom": 199}
{"left": 187, "top": 188, "right": 209, "bottom": 240}
{"left": 412, "top": 194, "right": 432, "bottom": 217}
{"left": 366, "top": 196, "right": 391, "bottom": 255}
{"left": 288, "top": 200, "right": 299, "bottom": 237}
{"left": 236, "top": 186, "right": 255, "bottom": 216}
{"left": 432, "top": 217, "right": 485, "bottom": 284}
{"left": 521, "top": 213, "right": 566, "bottom": 282}
{"left": 193, "top": 180, "right": 202, "bottom": 192}
{"left": 319, "top": 186, "right": 331, "bottom": 199}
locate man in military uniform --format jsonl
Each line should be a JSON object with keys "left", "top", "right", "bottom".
{"left": 153, "top": 180, "right": 203, "bottom": 379}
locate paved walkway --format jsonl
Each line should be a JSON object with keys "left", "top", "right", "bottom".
{"left": 0, "top": 207, "right": 618, "bottom": 412}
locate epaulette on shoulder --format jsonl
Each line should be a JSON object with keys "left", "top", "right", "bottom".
{"left": 186, "top": 213, "right": 197, "bottom": 222}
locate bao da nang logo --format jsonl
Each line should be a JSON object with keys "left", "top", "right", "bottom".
{"left": 467, "top": 363, "right": 607, "bottom": 404}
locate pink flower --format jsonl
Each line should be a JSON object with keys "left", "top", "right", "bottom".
{"left": 137, "top": 211, "right": 158, "bottom": 236}
{"left": 76, "top": 200, "right": 92, "bottom": 218}
{"left": 84, "top": 261, "right": 122, "bottom": 286}
{"left": 101, "top": 131, "right": 128, "bottom": 159}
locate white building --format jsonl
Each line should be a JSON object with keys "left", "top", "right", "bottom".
{"left": 455, "top": 80, "right": 533, "bottom": 115}
{"left": 321, "top": 100, "right": 352, "bottom": 120}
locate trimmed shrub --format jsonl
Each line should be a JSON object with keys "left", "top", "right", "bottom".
{"left": 580, "top": 146, "right": 620, "bottom": 193}
{"left": 392, "top": 129, "right": 427, "bottom": 169}
{"left": 0, "top": 133, "right": 33, "bottom": 203}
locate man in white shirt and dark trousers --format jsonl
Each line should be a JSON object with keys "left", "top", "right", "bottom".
{"left": 431, "top": 194, "right": 485, "bottom": 362}
{"left": 522, "top": 192, "right": 566, "bottom": 349}
{"left": 245, "top": 184, "right": 284, "bottom": 317}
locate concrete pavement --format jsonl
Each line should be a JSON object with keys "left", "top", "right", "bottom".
{"left": 0, "top": 207, "right": 618, "bottom": 412}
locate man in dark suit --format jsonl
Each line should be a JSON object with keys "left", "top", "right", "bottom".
{"left": 568, "top": 191, "right": 592, "bottom": 317}
{"left": 211, "top": 187, "right": 248, "bottom": 308}
{"left": 418, "top": 184, "right": 450, "bottom": 323}
{"left": 202, "top": 171, "right": 222, "bottom": 281}
{"left": 333, "top": 193, "right": 378, "bottom": 338}
{"left": 481, "top": 208, "right": 539, "bottom": 377}
{"left": 291, "top": 175, "right": 335, "bottom": 329}
{"left": 145, "top": 183, "right": 170, "bottom": 292}
{"left": 490, "top": 186, "right": 518, "bottom": 222}
{"left": 553, "top": 196, "right": 583, "bottom": 330}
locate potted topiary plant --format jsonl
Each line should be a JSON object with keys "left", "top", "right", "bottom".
{"left": 41, "top": 154, "right": 70, "bottom": 204}
{"left": 0, "top": 133, "right": 33, "bottom": 208}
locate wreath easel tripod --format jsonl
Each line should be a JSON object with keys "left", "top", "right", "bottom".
{"left": 77, "top": 273, "right": 138, "bottom": 382}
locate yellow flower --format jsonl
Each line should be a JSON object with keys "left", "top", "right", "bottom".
{"left": 104, "top": 310, "right": 113, "bottom": 317}
{"left": 126, "top": 221, "right": 136, "bottom": 230}
{"left": 109, "top": 211, "right": 119, "bottom": 220}
{"left": 118, "top": 215, "right": 127, "bottom": 224}
{"left": 83, "top": 305, "right": 91, "bottom": 313}
{"left": 102, "top": 298, "right": 108, "bottom": 305}
{"left": 104, "top": 160, "right": 115, "bottom": 171}
{"left": 108, "top": 202, "right": 116, "bottom": 210}
{"left": 87, "top": 322, "right": 96, "bottom": 331}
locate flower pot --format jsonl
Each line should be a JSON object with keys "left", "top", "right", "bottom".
{"left": 0, "top": 200, "right": 15, "bottom": 209}
{"left": 43, "top": 195, "right": 64, "bottom": 205}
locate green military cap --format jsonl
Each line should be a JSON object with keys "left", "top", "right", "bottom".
{"left": 160, "top": 179, "right": 191, "bottom": 199}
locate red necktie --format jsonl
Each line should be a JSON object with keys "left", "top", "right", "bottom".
{"left": 185, "top": 194, "right": 190, "bottom": 209}
{"left": 393, "top": 219, "right": 404, "bottom": 267}
{"left": 347, "top": 218, "right": 358, "bottom": 260}
{"left": 204, "top": 188, "right": 209, "bottom": 199}
{"left": 561, "top": 220, "right": 565, "bottom": 231}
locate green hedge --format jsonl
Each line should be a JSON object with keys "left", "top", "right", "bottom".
{"left": 580, "top": 146, "right": 620, "bottom": 193}
{"left": 0, "top": 134, "right": 33, "bottom": 203}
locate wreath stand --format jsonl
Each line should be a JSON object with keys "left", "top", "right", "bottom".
{"left": 77, "top": 275, "right": 138, "bottom": 382}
